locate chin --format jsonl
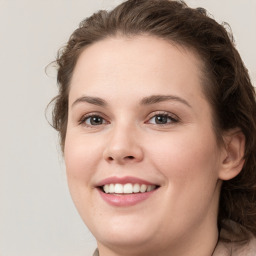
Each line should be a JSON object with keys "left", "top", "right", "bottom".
{"left": 95, "top": 228, "right": 156, "bottom": 254}
{"left": 88, "top": 214, "right": 157, "bottom": 247}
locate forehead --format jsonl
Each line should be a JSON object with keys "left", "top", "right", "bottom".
{"left": 69, "top": 35, "right": 206, "bottom": 105}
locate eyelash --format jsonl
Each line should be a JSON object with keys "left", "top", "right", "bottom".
{"left": 78, "top": 113, "right": 108, "bottom": 127}
{"left": 146, "top": 111, "right": 179, "bottom": 126}
{"left": 78, "top": 111, "right": 179, "bottom": 127}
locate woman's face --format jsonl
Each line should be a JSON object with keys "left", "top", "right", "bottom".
{"left": 65, "top": 36, "right": 225, "bottom": 254}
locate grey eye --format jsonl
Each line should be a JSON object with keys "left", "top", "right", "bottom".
{"left": 85, "top": 115, "right": 106, "bottom": 125}
{"left": 154, "top": 115, "right": 169, "bottom": 124}
{"left": 149, "top": 114, "right": 175, "bottom": 125}
{"left": 148, "top": 114, "right": 178, "bottom": 125}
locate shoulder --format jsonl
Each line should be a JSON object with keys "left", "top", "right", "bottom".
{"left": 213, "top": 236, "right": 256, "bottom": 256}
{"left": 213, "top": 221, "right": 256, "bottom": 256}
{"left": 236, "top": 237, "right": 256, "bottom": 255}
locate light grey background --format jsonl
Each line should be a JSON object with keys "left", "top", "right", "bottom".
{"left": 0, "top": 1, "right": 255, "bottom": 256}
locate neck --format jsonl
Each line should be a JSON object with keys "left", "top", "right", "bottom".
{"left": 97, "top": 225, "right": 219, "bottom": 256}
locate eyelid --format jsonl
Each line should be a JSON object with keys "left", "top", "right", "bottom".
{"left": 78, "top": 112, "right": 109, "bottom": 126}
{"left": 146, "top": 111, "right": 180, "bottom": 124}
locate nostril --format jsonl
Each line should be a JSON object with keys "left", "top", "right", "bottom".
{"left": 106, "top": 156, "right": 134, "bottom": 161}
{"left": 126, "top": 156, "right": 135, "bottom": 160}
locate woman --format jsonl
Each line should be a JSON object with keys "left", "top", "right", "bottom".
{"left": 50, "top": 0, "right": 256, "bottom": 255}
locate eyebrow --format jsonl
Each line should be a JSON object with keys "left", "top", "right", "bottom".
{"left": 140, "top": 95, "right": 192, "bottom": 108}
{"left": 71, "top": 94, "right": 191, "bottom": 108}
{"left": 71, "top": 96, "right": 107, "bottom": 108}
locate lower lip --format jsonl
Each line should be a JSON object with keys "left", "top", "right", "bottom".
{"left": 97, "top": 188, "right": 157, "bottom": 207}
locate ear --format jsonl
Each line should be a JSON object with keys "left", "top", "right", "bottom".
{"left": 218, "top": 129, "right": 245, "bottom": 181}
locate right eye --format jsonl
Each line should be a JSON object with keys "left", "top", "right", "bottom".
{"left": 79, "top": 114, "right": 107, "bottom": 126}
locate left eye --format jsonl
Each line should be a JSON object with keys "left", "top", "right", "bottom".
{"left": 148, "top": 114, "right": 177, "bottom": 125}
{"left": 83, "top": 115, "right": 107, "bottom": 126}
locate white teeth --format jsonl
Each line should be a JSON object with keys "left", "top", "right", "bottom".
{"left": 114, "top": 184, "right": 123, "bottom": 193}
{"left": 133, "top": 183, "right": 140, "bottom": 193}
{"left": 147, "top": 185, "right": 156, "bottom": 192}
{"left": 102, "top": 183, "right": 157, "bottom": 194}
{"left": 140, "top": 184, "right": 147, "bottom": 193}
{"left": 123, "top": 183, "right": 133, "bottom": 193}
{"left": 104, "top": 184, "right": 109, "bottom": 193}
{"left": 109, "top": 184, "right": 115, "bottom": 193}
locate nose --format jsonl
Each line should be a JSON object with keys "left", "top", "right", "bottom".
{"left": 103, "top": 125, "right": 144, "bottom": 165}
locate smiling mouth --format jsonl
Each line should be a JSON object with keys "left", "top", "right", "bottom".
{"left": 100, "top": 183, "right": 159, "bottom": 194}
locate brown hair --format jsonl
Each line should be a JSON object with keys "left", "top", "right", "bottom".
{"left": 51, "top": 0, "right": 256, "bottom": 242}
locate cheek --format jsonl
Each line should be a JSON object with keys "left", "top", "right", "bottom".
{"left": 147, "top": 130, "right": 220, "bottom": 186}
{"left": 148, "top": 130, "right": 221, "bottom": 220}
{"left": 64, "top": 134, "right": 102, "bottom": 219}
{"left": 64, "top": 133, "right": 102, "bottom": 182}
{"left": 65, "top": 141, "right": 87, "bottom": 181}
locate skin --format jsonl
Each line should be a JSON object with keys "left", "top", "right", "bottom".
{"left": 64, "top": 36, "right": 245, "bottom": 256}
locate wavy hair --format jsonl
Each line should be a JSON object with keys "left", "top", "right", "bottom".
{"left": 50, "top": 0, "right": 256, "bottom": 242}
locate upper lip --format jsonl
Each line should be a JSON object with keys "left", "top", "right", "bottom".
{"left": 96, "top": 176, "right": 159, "bottom": 187}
